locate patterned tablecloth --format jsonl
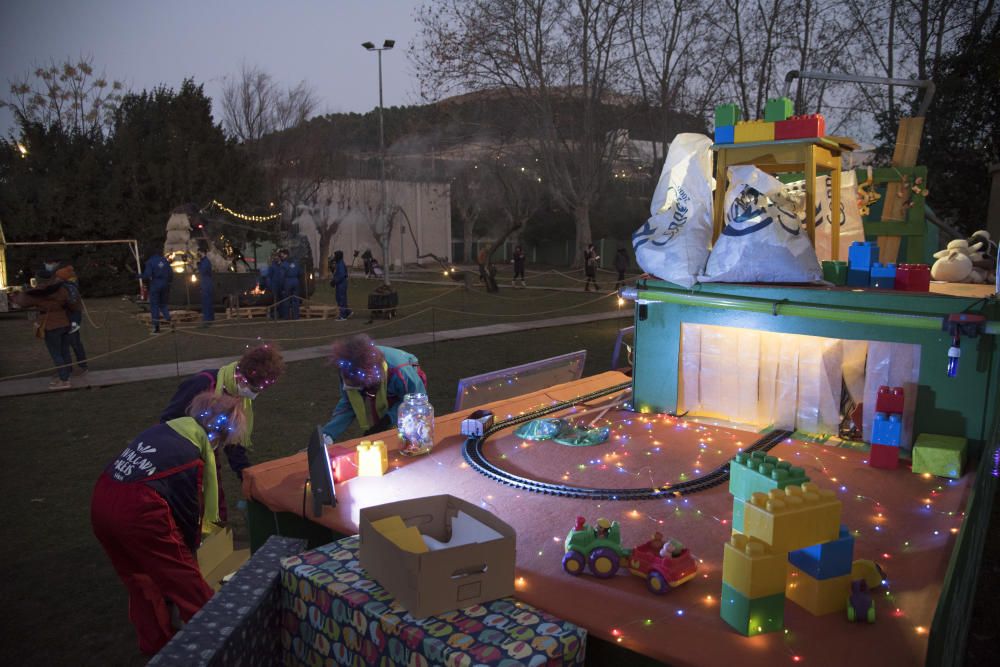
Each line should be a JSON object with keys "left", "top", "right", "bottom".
{"left": 280, "top": 535, "right": 587, "bottom": 666}
{"left": 151, "top": 535, "right": 306, "bottom": 667}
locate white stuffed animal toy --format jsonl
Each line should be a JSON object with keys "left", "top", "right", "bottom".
{"left": 931, "top": 238, "right": 986, "bottom": 283}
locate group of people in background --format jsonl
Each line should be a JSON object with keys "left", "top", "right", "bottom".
{"left": 90, "top": 333, "right": 426, "bottom": 655}
{"left": 11, "top": 258, "right": 89, "bottom": 389}
{"left": 259, "top": 248, "right": 303, "bottom": 320}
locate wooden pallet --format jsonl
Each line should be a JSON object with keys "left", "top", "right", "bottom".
{"left": 300, "top": 304, "right": 338, "bottom": 319}
{"left": 226, "top": 306, "right": 270, "bottom": 319}
{"left": 135, "top": 310, "right": 201, "bottom": 325}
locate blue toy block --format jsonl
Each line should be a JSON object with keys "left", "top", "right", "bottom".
{"left": 847, "top": 268, "right": 870, "bottom": 287}
{"left": 787, "top": 526, "right": 854, "bottom": 580}
{"left": 871, "top": 412, "right": 903, "bottom": 447}
{"left": 848, "top": 241, "right": 879, "bottom": 271}
{"left": 715, "top": 125, "right": 735, "bottom": 144}
{"left": 869, "top": 262, "right": 896, "bottom": 289}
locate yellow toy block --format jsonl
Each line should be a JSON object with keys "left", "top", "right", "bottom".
{"left": 786, "top": 563, "right": 851, "bottom": 615}
{"left": 734, "top": 120, "right": 776, "bottom": 143}
{"left": 372, "top": 515, "right": 429, "bottom": 553}
{"left": 743, "top": 483, "right": 841, "bottom": 553}
{"left": 357, "top": 439, "right": 388, "bottom": 476}
{"left": 722, "top": 533, "right": 787, "bottom": 598}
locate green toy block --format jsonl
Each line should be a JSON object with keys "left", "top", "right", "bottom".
{"left": 911, "top": 433, "right": 967, "bottom": 479}
{"left": 729, "top": 451, "right": 809, "bottom": 502}
{"left": 720, "top": 582, "right": 784, "bottom": 636}
{"left": 732, "top": 497, "right": 746, "bottom": 532}
{"left": 715, "top": 103, "right": 741, "bottom": 128}
{"left": 764, "top": 97, "right": 794, "bottom": 122}
{"left": 822, "top": 261, "right": 848, "bottom": 286}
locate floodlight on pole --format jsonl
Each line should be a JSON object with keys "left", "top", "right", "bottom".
{"left": 362, "top": 38, "right": 395, "bottom": 284}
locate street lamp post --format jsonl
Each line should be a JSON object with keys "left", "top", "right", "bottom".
{"left": 362, "top": 39, "right": 395, "bottom": 285}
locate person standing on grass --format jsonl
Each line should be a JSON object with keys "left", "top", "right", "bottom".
{"left": 141, "top": 252, "right": 173, "bottom": 333}
{"left": 331, "top": 249, "right": 352, "bottom": 320}
{"left": 614, "top": 247, "right": 629, "bottom": 289}
{"left": 279, "top": 248, "right": 302, "bottom": 320}
{"left": 269, "top": 252, "right": 285, "bottom": 319}
{"left": 197, "top": 248, "right": 214, "bottom": 328}
{"left": 584, "top": 243, "right": 601, "bottom": 291}
{"left": 11, "top": 269, "right": 77, "bottom": 390}
{"left": 48, "top": 258, "right": 88, "bottom": 375}
{"left": 92, "top": 391, "right": 247, "bottom": 655}
{"left": 159, "top": 344, "right": 285, "bottom": 521}
{"left": 322, "top": 333, "right": 427, "bottom": 442}
{"left": 512, "top": 245, "right": 527, "bottom": 288}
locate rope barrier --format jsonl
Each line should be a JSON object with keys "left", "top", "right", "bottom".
{"left": 0, "top": 332, "right": 164, "bottom": 382}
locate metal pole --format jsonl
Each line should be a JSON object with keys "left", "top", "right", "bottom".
{"left": 378, "top": 49, "right": 390, "bottom": 286}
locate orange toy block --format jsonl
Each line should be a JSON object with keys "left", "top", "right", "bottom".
{"left": 743, "top": 483, "right": 842, "bottom": 553}
{"left": 722, "top": 533, "right": 788, "bottom": 598}
{"left": 786, "top": 563, "right": 851, "bottom": 615}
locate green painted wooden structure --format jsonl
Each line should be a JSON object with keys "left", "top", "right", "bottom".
{"left": 629, "top": 279, "right": 999, "bottom": 667}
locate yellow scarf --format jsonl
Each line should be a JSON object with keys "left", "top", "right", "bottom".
{"left": 166, "top": 417, "right": 220, "bottom": 526}
{"left": 216, "top": 361, "right": 254, "bottom": 448}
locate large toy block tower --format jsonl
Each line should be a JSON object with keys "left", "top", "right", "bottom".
{"left": 722, "top": 454, "right": 855, "bottom": 635}
{"left": 870, "top": 385, "right": 906, "bottom": 469}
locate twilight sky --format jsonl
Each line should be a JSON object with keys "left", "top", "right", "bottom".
{"left": 0, "top": 0, "right": 426, "bottom": 136}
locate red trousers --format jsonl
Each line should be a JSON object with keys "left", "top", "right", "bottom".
{"left": 91, "top": 474, "right": 213, "bottom": 655}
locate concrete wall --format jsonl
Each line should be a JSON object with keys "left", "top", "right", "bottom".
{"left": 291, "top": 179, "right": 451, "bottom": 270}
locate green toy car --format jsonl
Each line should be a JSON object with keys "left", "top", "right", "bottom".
{"left": 562, "top": 516, "right": 632, "bottom": 578}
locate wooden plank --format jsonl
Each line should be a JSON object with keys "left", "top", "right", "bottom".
{"left": 878, "top": 117, "right": 926, "bottom": 263}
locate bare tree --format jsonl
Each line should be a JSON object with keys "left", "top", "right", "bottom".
{"left": 2, "top": 57, "right": 125, "bottom": 137}
{"left": 451, "top": 165, "right": 488, "bottom": 263}
{"left": 292, "top": 182, "right": 359, "bottom": 277}
{"left": 221, "top": 63, "right": 318, "bottom": 143}
{"left": 414, "top": 0, "right": 634, "bottom": 266}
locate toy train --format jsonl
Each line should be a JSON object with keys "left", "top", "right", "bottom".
{"left": 562, "top": 517, "right": 698, "bottom": 594}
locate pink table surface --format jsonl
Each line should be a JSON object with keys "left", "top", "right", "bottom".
{"left": 244, "top": 372, "right": 972, "bottom": 667}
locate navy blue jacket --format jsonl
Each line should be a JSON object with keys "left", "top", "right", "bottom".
{"left": 197, "top": 256, "right": 213, "bottom": 279}
{"left": 105, "top": 423, "right": 204, "bottom": 553}
{"left": 160, "top": 370, "right": 251, "bottom": 477}
{"left": 281, "top": 258, "right": 301, "bottom": 283}
{"left": 142, "top": 255, "right": 173, "bottom": 285}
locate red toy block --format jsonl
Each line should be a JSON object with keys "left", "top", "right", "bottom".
{"left": 868, "top": 443, "right": 899, "bottom": 470}
{"left": 895, "top": 264, "right": 930, "bottom": 292}
{"left": 875, "top": 386, "right": 904, "bottom": 414}
{"left": 774, "top": 114, "right": 826, "bottom": 140}
{"left": 328, "top": 445, "right": 359, "bottom": 483}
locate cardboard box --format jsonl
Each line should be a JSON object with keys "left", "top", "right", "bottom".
{"left": 359, "top": 494, "right": 516, "bottom": 618}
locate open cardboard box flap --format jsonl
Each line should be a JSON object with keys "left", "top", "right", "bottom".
{"left": 360, "top": 494, "right": 516, "bottom": 618}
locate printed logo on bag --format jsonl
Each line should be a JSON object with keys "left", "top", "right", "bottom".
{"left": 723, "top": 188, "right": 800, "bottom": 237}
{"left": 632, "top": 186, "right": 690, "bottom": 248}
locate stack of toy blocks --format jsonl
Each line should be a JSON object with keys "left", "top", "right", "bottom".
{"left": 714, "top": 98, "right": 826, "bottom": 145}
{"left": 714, "top": 103, "right": 740, "bottom": 144}
{"left": 870, "top": 386, "right": 905, "bottom": 469}
{"left": 847, "top": 241, "right": 879, "bottom": 287}
{"left": 787, "top": 526, "right": 855, "bottom": 615}
{"left": 728, "top": 451, "right": 809, "bottom": 533}
{"left": 721, "top": 534, "right": 787, "bottom": 636}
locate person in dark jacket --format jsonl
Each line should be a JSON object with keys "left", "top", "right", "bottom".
{"left": 141, "top": 252, "right": 173, "bottom": 333}
{"left": 197, "top": 249, "right": 214, "bottom": 327}
{"left": 583, "top": 243, "right": 600, "bottom": 291}
{"left": 159, "top": 344, "right": 285, "bottom": 520}
{"left": 269, "top": 253, "right": 285, "bottom": 319}
{"left": 614, "top": 247, "right": 629, "bottom": 289}
{"left": 512, "top": 245, "right": 526, "bottom": 288}
{"left": 279, "top": 249, "right": 302, "bottom": 320}
{"left": 330, "top": 249, "right": 352, "bottom": 320}
{"left": 12, "top": 270, "right": 78, "bottom": 389}
{"left": 91, "top": 391, "right": 247, "bottom": 655}
{"left": 48, "top": 259, "right": 88, "bottom": 374}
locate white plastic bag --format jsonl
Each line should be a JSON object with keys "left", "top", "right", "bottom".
{"left": 786, "top": 171, "right": 865, "bottom": 262}
{"left": 632, "top": 133, "right": 715, "bottom": 288}
{"left": 702, "top": 166, "right": 822, "bottom": 283}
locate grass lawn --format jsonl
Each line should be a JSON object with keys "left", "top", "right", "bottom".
{"left": 0, "top": 293, "right": 628, "bottom": 665}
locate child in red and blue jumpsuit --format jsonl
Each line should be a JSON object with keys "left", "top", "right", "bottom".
{"left": 91, "top": 392, "right": 247, "bottom": 655}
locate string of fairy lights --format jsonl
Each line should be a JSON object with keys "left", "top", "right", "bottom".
{"left": 441, "top": 407, "right": 966, "bottom": 663}
{"left": 206, "top": 199, "right": 281, "bottom": 223}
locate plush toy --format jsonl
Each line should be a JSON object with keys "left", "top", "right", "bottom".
{"left": 931, "top": 238, "right": 990, "bottom": 283}
{"left": 969, "top": 230, "right": 997, "bottom": 272}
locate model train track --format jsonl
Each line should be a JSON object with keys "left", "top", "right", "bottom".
{"left": 462, "top": 382, "right": 793, "bottom": 500}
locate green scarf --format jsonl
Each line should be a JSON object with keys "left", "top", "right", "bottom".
{"left": 216, "top": 361, "right": 254, "bottom": 448}
{"left": 166, "top": 417, "right": 220, "bottom": 527}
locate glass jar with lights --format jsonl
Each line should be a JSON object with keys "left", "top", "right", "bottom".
{"left": 397, "top": 393, "right": 435, "bottom": 456}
